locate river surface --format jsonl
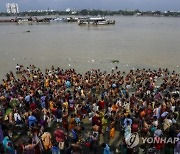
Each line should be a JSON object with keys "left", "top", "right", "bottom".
{"left": 0, "top": 16, "right": 180, "bottom": 79}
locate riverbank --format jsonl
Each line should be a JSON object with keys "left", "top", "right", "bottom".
{"left": 0, "top": 64, "right": 179, "bottom": 153}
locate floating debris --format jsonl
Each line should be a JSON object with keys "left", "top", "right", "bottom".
{"left": 177, "top": 66, "right": 179, "bottom": 68}
{"left": 111, "top": 60, "right": 119, "bottom": 63}
{"left": 87, "top": 61, "right": 90, "bottom": 63}
{"left": 92, "top": 60, "right": 95, "bottom": 63}
{"left": 13, "top": 58, "right": 16, "bottom": 61}
{"left": 68, "top": 64, "right": 71, "bottom": 67}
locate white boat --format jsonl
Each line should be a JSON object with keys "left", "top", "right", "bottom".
{"left": 50, "top": 17, "right": 64, "bottom": 22}
{"left": 78, "top": 17, "right": 115, "bottom": 25}
{"left": 17, "top": 17, "right": 37, "bottom": 24}
{"left": 17, "top": 18, "right": 31, "bottom": 24}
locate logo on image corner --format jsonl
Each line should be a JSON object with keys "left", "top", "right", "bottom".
{"left": 125, "top": 132, "right": 139, "bottom": 148}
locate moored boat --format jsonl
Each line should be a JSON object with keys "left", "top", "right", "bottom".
{"left": 50, "top": 17, "right": 65, "bottom": 22}
{"left": 78, "top": 17, "right": 115, "bottom": 25}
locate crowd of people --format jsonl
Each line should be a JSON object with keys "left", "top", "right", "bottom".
{"left": 0, "top": 64, "right": 179, "bottom": 154}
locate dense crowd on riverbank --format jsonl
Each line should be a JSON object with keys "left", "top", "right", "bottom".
{"left": 0, "top": 65, "right": 179, "bottom": 154}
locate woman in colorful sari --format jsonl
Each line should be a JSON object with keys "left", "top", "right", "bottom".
{"left": 49, "top": 99, "right": 57, "bottom": 115}
{"left": 69, "top": 114, "right": 76, "bottom": 131}
{"left": 3, "top": 136, "right": 15, "bottom": 154}
{"left": 124, "top": 120, "right": 131, "bottom": 141}
{"left": 32, "top": 129, "right": 44, "bottom": 154}
{"left": 41, "top": 128, "right": 52, "bottom": 151}
{"left": 102, "top": 115, "right": 108, "bottom": 134}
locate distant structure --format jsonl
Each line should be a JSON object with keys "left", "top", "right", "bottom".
{"left": 28, "top": 9, "right": 55, "bottom": 13}
{"left": 6, "top": 3, "right": 19, "bottom": 14}
{"left": 66, "top": 8, "right": 77, "bottom": 15}
{"left": 66, "top": 8, "right": 71, "bottom": 12}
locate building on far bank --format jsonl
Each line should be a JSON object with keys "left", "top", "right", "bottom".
{"left": 6, "top": 3, "right": 19, "bottom": 14}
{"left": 66, "top": 8, "right": 71, "bottom": 12}
{"left": 66, "top": 8, "right": 77, "bottom": 15}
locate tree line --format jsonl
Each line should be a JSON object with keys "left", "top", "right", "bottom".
{"left": 0, "top": 9, "right": 180, "bottom": 17}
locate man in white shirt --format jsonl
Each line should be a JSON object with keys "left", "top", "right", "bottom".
{"left": 152, "top": 116, "right": 158, "bottom": 127}
{"left": 14, "top": 111, "right": 22, "bottom": 124}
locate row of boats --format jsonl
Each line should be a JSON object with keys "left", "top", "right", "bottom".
{"left": 16, "top": 16, "right": 115, "bottom": 25}
{"left": 50, "top": 17, "right": 115, "bottom": 25}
